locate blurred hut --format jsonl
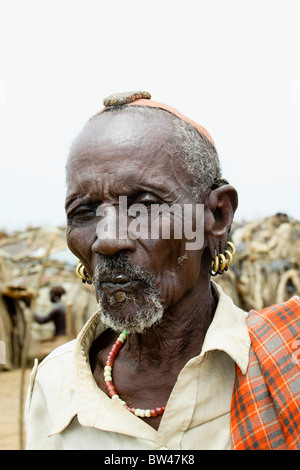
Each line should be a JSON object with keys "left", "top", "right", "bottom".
{"left": 216, "top": 213, "right": 300, "bottom": 311}
{"left": 0, "top": 214, "right": 299, "bottom": 369}
{"left": 0, "top": 226, "right": 97, "bottom": 369}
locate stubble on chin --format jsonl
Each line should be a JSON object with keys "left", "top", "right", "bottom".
{"left": 93, "top": 255, "right": 164, "bottom": 333}
{"left": 97, "top": 290, "right": 164, "bottom": 334}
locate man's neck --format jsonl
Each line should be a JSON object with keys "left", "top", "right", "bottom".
{"left": 123, "top": 278, "right": 217, "bottom": 371}
{"left": 89, "top": 278, "right": 217, "bottom": 431}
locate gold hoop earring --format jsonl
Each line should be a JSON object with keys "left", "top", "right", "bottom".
{"left": 224, "top": 249, "right": 233, "bottom": 267}
{"left": 219, "top": 253, "right": 227, "bottom": 272}
{"left": 210, "top": 241, "right": 236, "bottom": 276}
{"left": 76, "top": 260, "right": 93, "bottom": 285}
{"left": 227, "top": 241, "right": 236, "bottom": 256}
{"left": 210, "top": 253, "right": 219, "bottom": 276}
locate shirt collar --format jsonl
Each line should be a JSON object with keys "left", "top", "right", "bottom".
{"left": 49, "top": 282, "right": 250, "bottom": 437}
{"left": 203, "top": 281, "right": 250, "bottom": 375}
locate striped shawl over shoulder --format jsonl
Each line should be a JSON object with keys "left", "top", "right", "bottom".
{"left": 231, "top": 296, "right": 300, "bottom": 450}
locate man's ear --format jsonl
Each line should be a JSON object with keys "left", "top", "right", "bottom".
{"left": 205, "top": 184, "right": 238, "bottom": 253}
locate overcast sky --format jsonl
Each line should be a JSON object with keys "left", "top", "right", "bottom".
{"left": 0, "top": 0, "right": 299, "bottom": 232}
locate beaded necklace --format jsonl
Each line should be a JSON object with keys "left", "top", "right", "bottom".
{"left": 104, "top": 330, "right": 166, "bottom": 418}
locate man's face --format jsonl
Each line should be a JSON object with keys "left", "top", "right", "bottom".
{"left": 65, "top": 109, "right": 205, "bottom": 332}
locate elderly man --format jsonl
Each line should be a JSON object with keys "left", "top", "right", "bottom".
{"left": 25, "top": 91, "right": 300, "bottom": 450}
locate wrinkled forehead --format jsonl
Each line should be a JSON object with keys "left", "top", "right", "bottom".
{"left": 66, "top": 107, "right": 180, "bottom": 188}
{"left": 65, "top": 106, "right": 205, "bottom": 210}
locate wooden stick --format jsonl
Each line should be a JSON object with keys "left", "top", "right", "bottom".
{"left": 66, "top": 301, "right": 73, "bottom": 341}
{"left": 19, "top": 233, "right": 56, "bottom": 450}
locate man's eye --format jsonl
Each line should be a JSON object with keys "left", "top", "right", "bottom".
{"left": 140, "top": 199, "right": 154, "bottom": 208}
{"left": 68, "top": 207, "right": 96, "bottom": 222}
{"left": 133, "top": 193, "right": 161, "bottom": 207}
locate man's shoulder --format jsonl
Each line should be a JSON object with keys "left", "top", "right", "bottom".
{"left": 260, "top": 295, "right": 299, "bottom": 315}
{"left": 38, "top": 339, "right": 75, "bottom": 369}
{"left": 246, "top": 296, "right": 300, "bottom": 354}
{"left": 32, "top": 339, "right": 76, "bottom": 389}
{"left": 26, "top": 339, "right": 77, "bottom": 422}
{"left": 248, "top": 295, "right": 300, "bottom": 328}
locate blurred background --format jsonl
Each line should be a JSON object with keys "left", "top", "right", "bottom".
{"left": 0, "top": 0, "right": 299, "bottom": 450}
{"left": 0, "top": 0, "right": 300, "bottom": 230}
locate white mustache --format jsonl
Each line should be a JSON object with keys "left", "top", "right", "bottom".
{"left": 93, "top": 254, "right": 156, "bottom": 289}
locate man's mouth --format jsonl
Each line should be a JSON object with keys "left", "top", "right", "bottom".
{"left": 100, "top": 273, "right": 140, "bottom": 295}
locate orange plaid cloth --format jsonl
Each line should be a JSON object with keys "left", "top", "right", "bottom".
{"left": 231, "top": 296, "right": 300, "bottom": 450}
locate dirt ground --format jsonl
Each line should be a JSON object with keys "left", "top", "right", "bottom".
{"left": 0, "top": 368, "right": 31, "bottom": 450}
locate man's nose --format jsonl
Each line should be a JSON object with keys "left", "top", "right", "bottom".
{"left": 92, "top": 205, "right": 136, "bottom": 256}
{"left": 92, "top": 236, "right": 136, "bottom": 257}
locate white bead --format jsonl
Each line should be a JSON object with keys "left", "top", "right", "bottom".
{"left": 118, "top": 398, "right": 126, "bottom": 405}
{"left": 111, "top": 394, "right": 119, "bottom": 400}
{"left": 104, "top": 375, "right": 112, "bottom": 382}
{"left": 104, "top": 370, "right": 112, "bottom": 377}
{"left": 139, "top": 409, "right": 145, "bottom": 418}
{"left": 145, "top": 409, "right": 151, "bottom": 417}
{"left": 104, "top": 365, "right": 112, "bottom": 372}
{"left": 134, "top": 408, "right": 141, "bottom": 416}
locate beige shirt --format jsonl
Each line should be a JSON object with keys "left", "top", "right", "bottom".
{"left": 25, "top": 282, "right": 250, "bottom": 450}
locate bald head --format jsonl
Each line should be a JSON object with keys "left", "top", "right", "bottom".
{"left": 66, "top": 105, "right": 222, "bottom": 201}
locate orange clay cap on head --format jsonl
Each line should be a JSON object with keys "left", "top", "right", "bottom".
{"left": 101, "top": 91, "right": 216, "bottom": 149}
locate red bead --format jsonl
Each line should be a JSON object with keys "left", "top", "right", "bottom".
{"left": 104, "top": 334, "right": 167, "bottom": 419}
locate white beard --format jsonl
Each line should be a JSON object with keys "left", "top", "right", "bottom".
{"left": 93, "top": 254, "right": 164, "bottom": 333}
{"left": 97, "top": 291, "right": 164, "bottom": 334}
